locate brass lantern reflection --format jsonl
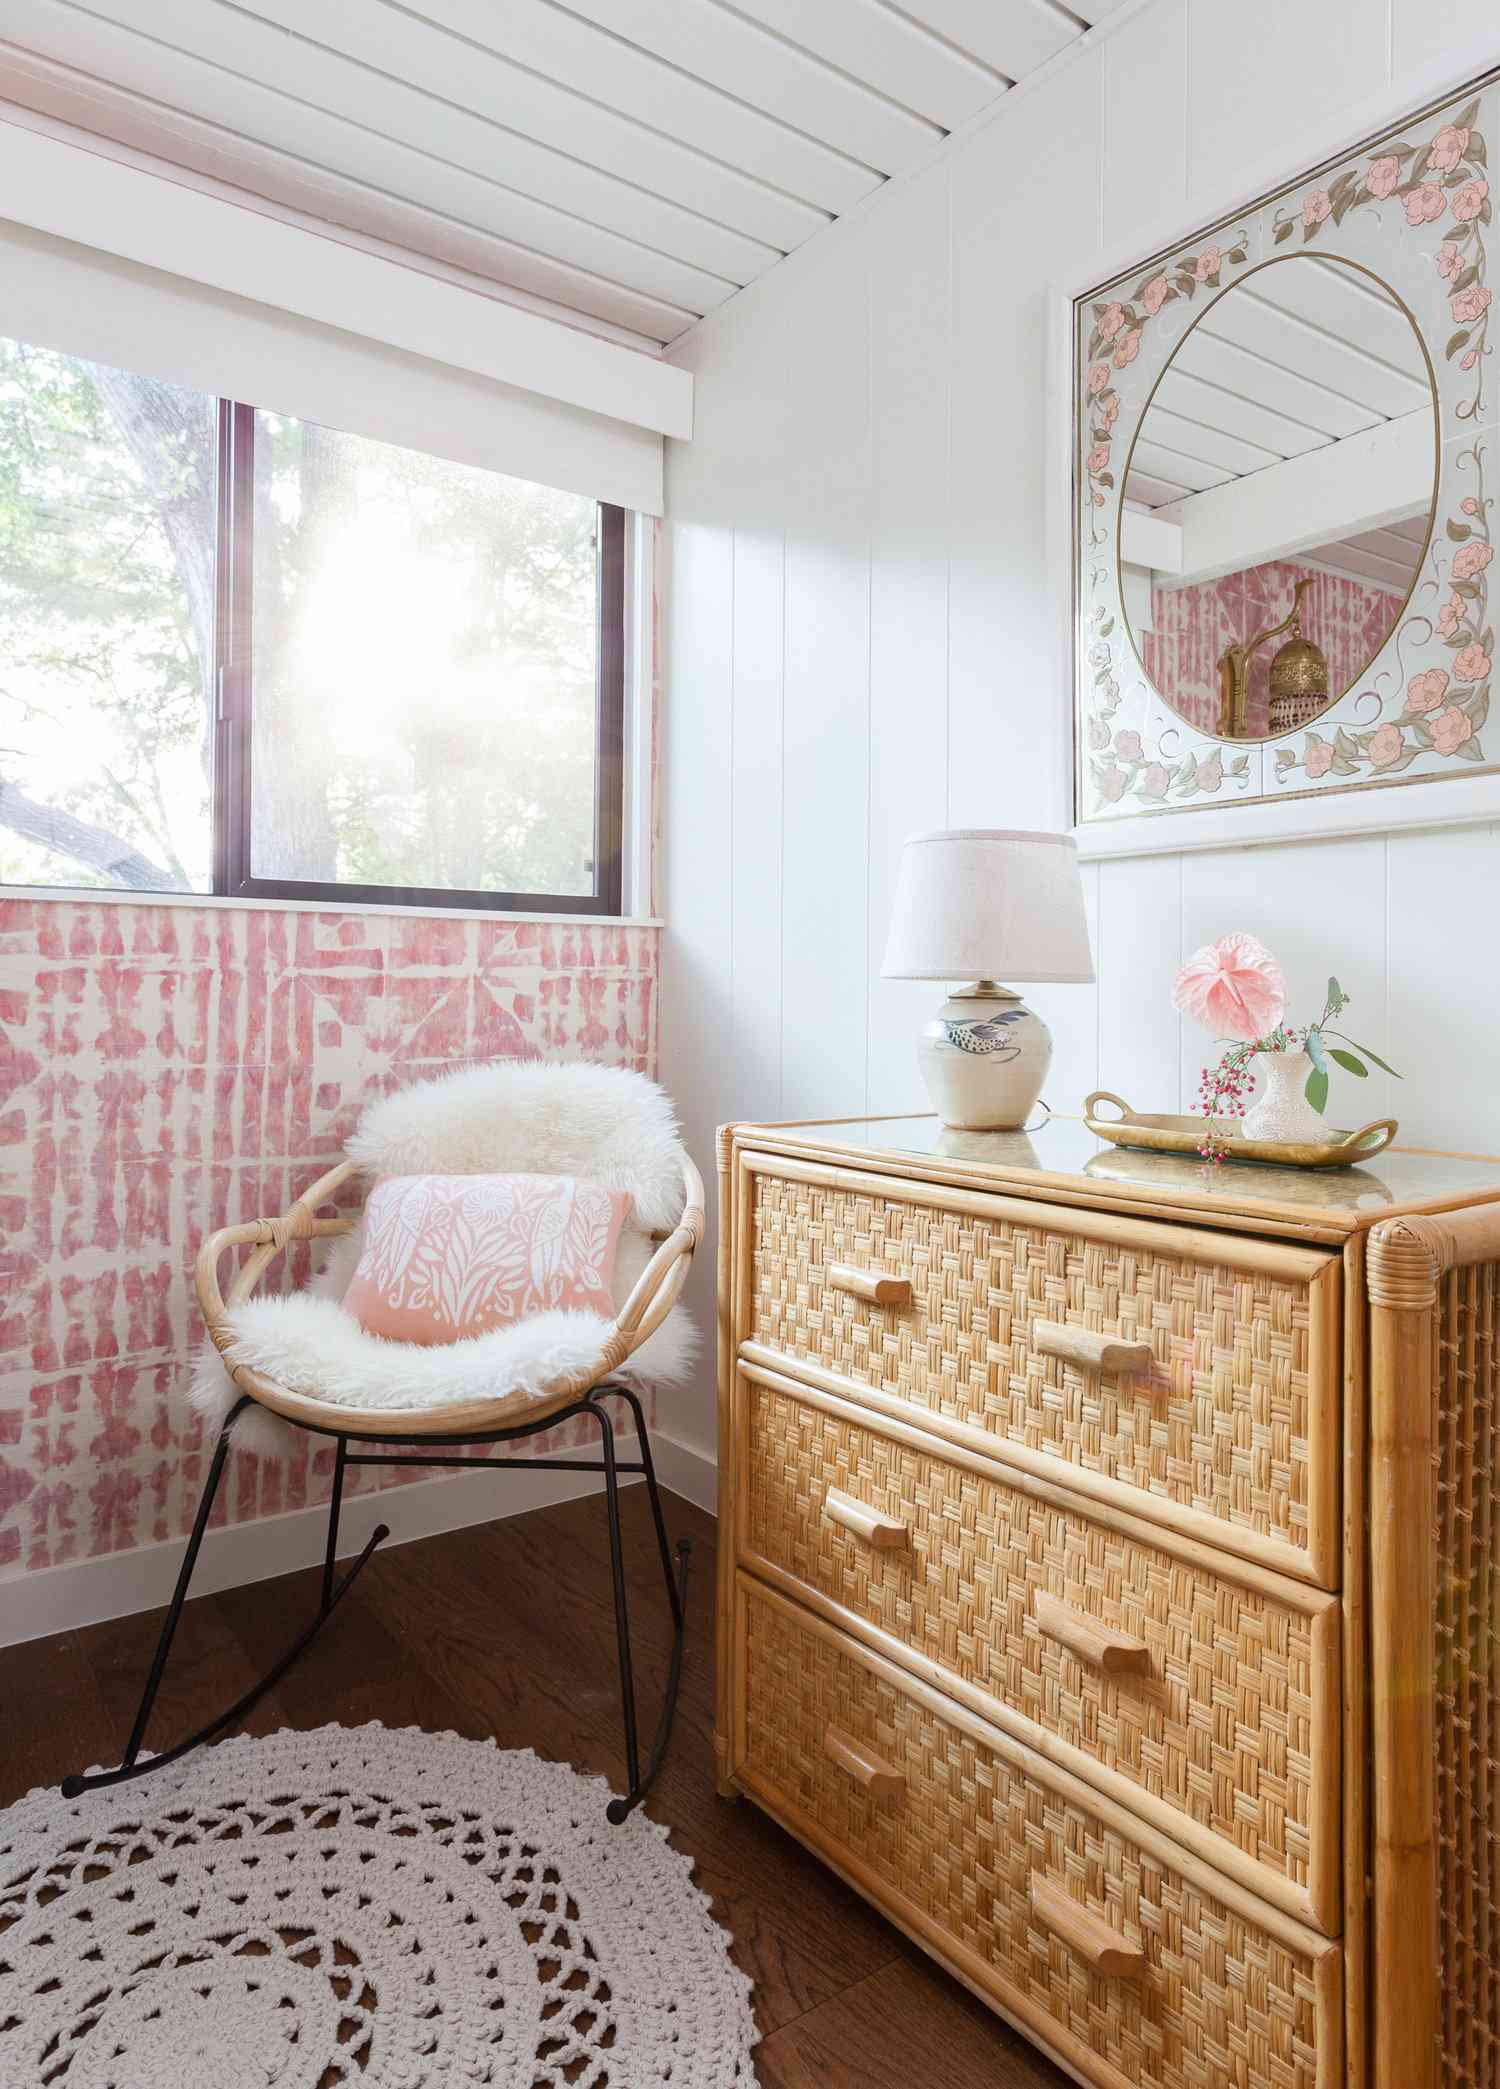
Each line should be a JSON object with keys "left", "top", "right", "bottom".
{"left": 1215, "top": 577, "right": 1330, "bottom": 738}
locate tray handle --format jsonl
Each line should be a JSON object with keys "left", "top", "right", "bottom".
{"left": 1083, "top": 1090, "right": 1133, "bottom": 1124}
{"left": 1342, "top": 1118, "right": 1398, "bottom": 1159}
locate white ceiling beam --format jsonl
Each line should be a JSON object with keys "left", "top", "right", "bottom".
{"left": 0, "top": 116, "right": 694, "bottom": 437}
{"left": 1119, "top": 509, "right": 1183, "bottom": 573}
{"left": 1, "top": 0, "right": 746, "bottom": 312}
{"left": 0, "top": 53, "right": 699, "bottom": 344}
{"left": 1129, "top": 409, "right": 1434, "bottom": 587}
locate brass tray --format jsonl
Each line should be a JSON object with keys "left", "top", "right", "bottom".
{"left": 1083, "top": 1091, "right": 1399, "bottom": 1170}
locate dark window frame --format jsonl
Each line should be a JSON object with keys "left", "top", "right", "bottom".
{"left": 211, "top": 399, "right": 626, "bottom": 916}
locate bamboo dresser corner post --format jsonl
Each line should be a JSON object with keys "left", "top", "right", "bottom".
{"left": 1366, "top": 1216, "right": 1442, "bottom": 2089}
{"left": 714, "top": 1123, "right": 741, "bottom": 1800}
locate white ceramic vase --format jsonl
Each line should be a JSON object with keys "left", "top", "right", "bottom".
{"left": 1241, "top": 1048, "right": 1327, "bottom": 1144}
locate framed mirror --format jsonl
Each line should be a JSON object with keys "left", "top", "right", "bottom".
{"left": 1071, "top": 70, "right": 1497, "bottom": 845}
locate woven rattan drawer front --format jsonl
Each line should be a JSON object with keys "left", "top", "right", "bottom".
{"left": 735, "top": 1576, "right": 1342, "bottom": 2089}
{"left": 741, "top": 1154, "right": 1341, "bottom": 1585}
{"left": 740, "top": 1365, "right": 1341, "bottom": 1931}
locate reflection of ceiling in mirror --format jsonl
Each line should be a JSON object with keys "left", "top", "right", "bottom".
{"left": 1125, "top": 256, "right": 1434, "bottom": 601}
{"left": 1127, "top": 256, "right": 1431, "bottom": 527}
{"left": 1122, "top": 253, "right": 1437, "bottom": 736}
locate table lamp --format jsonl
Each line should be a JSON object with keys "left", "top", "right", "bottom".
{"left": 881, "top": 828, "right": 1095, "bottom": 1130}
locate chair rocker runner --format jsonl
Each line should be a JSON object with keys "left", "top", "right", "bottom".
{"left": 62, "top": 1082, "right": 705, "bottom": 1830}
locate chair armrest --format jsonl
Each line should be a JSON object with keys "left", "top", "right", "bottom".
{"left": 196, "top": 1158, "right": 360, "bottom": 1359}
{"left": 612, "top": 1152, "right": 705, "bottom": 1358}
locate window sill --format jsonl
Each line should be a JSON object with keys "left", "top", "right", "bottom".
{"left": 0, "top": 885, "right": 663, "bottom": 929}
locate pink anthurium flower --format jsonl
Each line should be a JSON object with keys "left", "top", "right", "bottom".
{"left": 1172, "top": 933, "right": 1287, "bottom": 1042}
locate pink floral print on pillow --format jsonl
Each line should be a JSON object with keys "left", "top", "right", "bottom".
{"left": 342, "top": 1174, "right": 632, "bottom": 1346}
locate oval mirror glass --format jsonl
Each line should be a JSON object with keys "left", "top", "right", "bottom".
{"left": 1119, "top": 254, "right": 1437, "bottom": 742}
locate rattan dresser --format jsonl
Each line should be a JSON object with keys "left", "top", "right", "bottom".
{"left": 714, "top": 1113, "right": 1500, "bottom": 2089}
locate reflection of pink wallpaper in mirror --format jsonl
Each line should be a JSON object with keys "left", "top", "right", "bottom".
{"left": 1140, "top": 560, "right": 1405, "bottom": 737}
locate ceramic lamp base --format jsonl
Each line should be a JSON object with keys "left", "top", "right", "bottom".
{"left": 916, "top": 982, "right": 1052, "bottom": 1131}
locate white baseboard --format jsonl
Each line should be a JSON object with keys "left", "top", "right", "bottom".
{"left": 0, "top": 1429, "right": 716, "bottom": 1649}
{"left": 647, "top": 1430, "right": 716, "bottom": 1514}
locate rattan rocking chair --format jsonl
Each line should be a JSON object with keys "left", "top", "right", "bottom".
{"left": 62, "top": 1132, "right": 704, "bottom": 1827}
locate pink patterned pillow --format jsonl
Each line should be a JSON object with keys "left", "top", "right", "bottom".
{"left": 342, "top": 1173, "right": 631, "bottom": 1346}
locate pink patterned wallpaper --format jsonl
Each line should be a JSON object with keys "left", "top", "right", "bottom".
{"left": 0, "top": 899, "right": 660, "bottom": 1584}
{"left": 1140, "top": 559, "right": 1403, "bottom": 737}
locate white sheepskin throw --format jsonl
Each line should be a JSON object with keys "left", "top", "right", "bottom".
{"left": 190, "top": 1063, "right": 697, "bottom": 1459}
{"left": 347, "top": 1061, "right": 686, "bottom": 1231}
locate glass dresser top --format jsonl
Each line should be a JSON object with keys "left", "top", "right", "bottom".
{"left": 732, "top": 1113, "right": 1500, "bottom": 1234}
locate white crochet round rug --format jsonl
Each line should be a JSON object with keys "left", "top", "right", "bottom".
{"left": 0, "top": 1722, "right": 756, "bottom": 2088}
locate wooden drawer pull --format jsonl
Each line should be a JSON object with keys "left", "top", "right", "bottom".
{"left": 1029, "top": 1876, "right": 1145, "bottom": 1980}
{"left": 1033, "top": 1319, "right": 1152, "bottom": 1374}
{"left": 823, "top": 1725, "right": 905, "bottom": 1801}
{"left": 1033, "top": 1591, "right": 1150, "bottom": 1676}
{"left": 823, "top": 1486, "right": 910, "bottom": 1550}
{"left": 828, "top": 1262, "right": 913, "bottom": 1308}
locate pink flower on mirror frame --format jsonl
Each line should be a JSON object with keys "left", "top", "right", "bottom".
{"left": 1303, "top": 190, "right": 1332, "bottom": 228}
{"left": 1452, "top": 284, "right": 1492, "bottom": 326}
{"left": 1365, "top": 155, "right": 1401, "bottom": 199}
{"left": 1141, "top": 273, "right": 1171, "bottom": 314}
{"left": 1452, "top": 642, "right": 1491, "bottom": 682}
{"left": 1172, "top": 933, "right": 1287, "bottom": 1042}
{"left": 1453, "top": 539, "right": 1494, "bottom": 581}
{"left": 1406, "top": 183, "right": 1448, "bottom": 225}
{"left": 1407, "top": 666, "right": 1451, "bottom": 713}
{"left": 1369, "top": 721, "right": 1406, "bottom": 769}
{"left": 1433, "top": 704, "right": 1476, "bottom": 755}
{"left": 1429, "top": 123, "right": 1471, "bottom": 174}
{"left": 1438, "top": 242, "right": 1464, "bottom": 280}
{"left": 1304, "top": 738, "right": 1335, "bottom": 779}
{"left": 1451, "top": 177, "right": 1490, "bottom": 224}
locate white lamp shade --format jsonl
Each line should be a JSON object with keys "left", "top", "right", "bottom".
{"left": 881, "top": 828, "right": 1094, "bottom": 984}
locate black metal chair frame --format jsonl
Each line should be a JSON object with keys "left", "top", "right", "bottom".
{"left": 61, "top": 1379, "right": 690, "bottom": 1827}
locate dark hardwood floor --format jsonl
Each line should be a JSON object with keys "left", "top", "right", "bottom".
{"left": 0, "top": 1484, "right": 1067, "bottom": 2088}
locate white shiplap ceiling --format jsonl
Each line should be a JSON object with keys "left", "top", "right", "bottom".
{"left": 0, "top": 0, "right": 1117, "bottom": 352}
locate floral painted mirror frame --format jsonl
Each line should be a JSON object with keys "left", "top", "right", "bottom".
{"left": 1071, "top": 68, "right": 1497, "bottom": 851}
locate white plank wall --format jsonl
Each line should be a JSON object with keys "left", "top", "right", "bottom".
{"left": 658, "top": 0, "right": 1500, "bottom": 1457}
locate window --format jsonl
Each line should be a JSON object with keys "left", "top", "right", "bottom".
{"left": 0, "top": 339, "right": 625, "bottom": 912}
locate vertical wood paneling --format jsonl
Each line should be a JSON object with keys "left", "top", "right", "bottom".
{"left": 731, "top": 523, "right": 786, "bottom": 1118}
{"left": 1102, "top": 0, "right": 1187, "bottom": 246}
{"left": 1385, "top": 824, "right": 1500, "bottom": 1149}
{"left": 658, "top": 357, "right": 736, "bottom": 1445}
{"left": 1185, "top": 0, "right": 1388, "bottom": 212}
{"left": 777, "top": 233, "right": 873, "bottom": 1120}
{"left": 947, "top": 61, "right": 1105, "bottom": 832}
{"left": 1029, "top": 857, "right": 1102, "bottom": 1113}
{"left": 866, "top": 164, "right": 954, "bottom": 1115}
{"left": 1095, "top": 853, "right": 1183, "bottom": 1107}
{"left": 1393, "top": 0, "right": 1500, "bottom": 76}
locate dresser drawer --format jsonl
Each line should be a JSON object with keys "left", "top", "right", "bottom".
{"left": 739, "top": 1364, "right": 1341, "bottom": 1931}
{"left": 740, "top": 1153, "right": 1341, "bottom": 1585}
{"left": 735, "top": 1574, "right": 1342, "bottom": 2089}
